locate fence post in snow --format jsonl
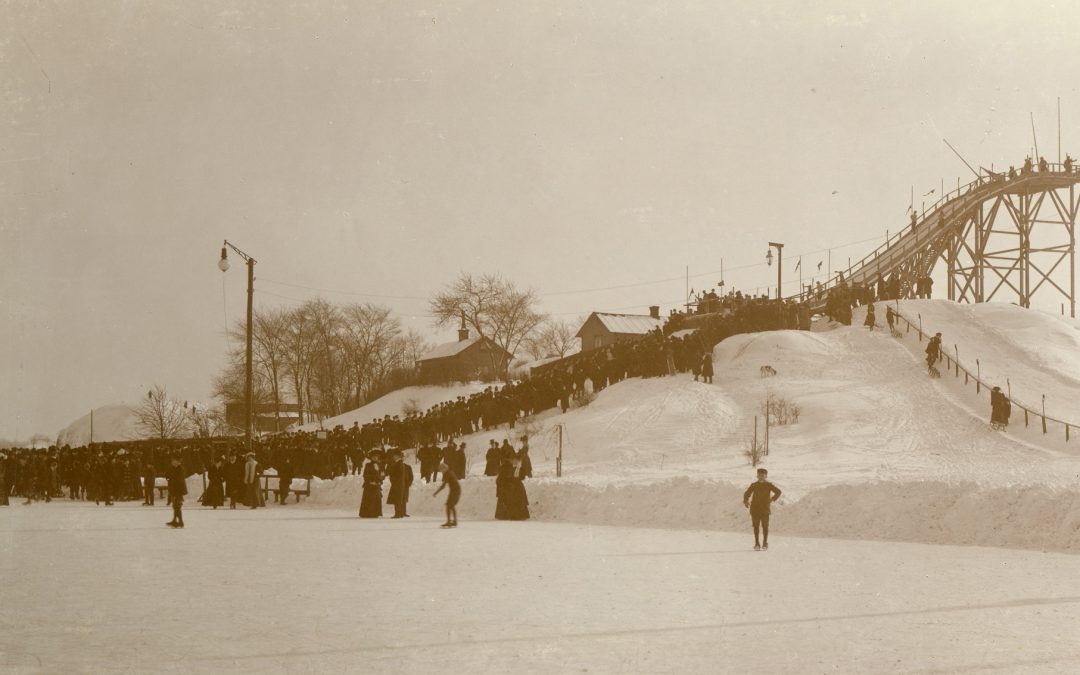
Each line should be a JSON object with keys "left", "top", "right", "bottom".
{"left": 954, "top": 345, "right": 959, "bottom": 377}
{"left": 918, "top": 314, "right": 923, "bottom": 341}
{"left": 1042, "top": 395, "right": 1047, "bottom": 434}
{"left": 976, "top": 359, "right": 980, "bottom": 393}
{"left": 752, "top": 416, "right": 759, "bottom": 466}
{"left": 556, "top": 424, "right": 563, "bottom": 478}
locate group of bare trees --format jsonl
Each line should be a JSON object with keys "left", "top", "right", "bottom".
{"left": 201, "top": 274, "right": 580, "bottom": 432}
{"left": 213, "top": 299, "right": 430, "bottom": 427}
{"left": 133, "top": 385, "right": 229, "bottom": 440}
{"left": 429, "top": 273, "right": 579, "bottom": 370}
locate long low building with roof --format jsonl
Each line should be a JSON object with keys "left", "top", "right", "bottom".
{"left": 576, "top": 308, "right": 664, "bottom": 352}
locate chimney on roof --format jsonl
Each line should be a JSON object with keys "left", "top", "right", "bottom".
{"left": 458, "top": 310, "right": 470, "bottom": 342}
{"left": 649, "top": 305, "right": 660, "bottom": 319}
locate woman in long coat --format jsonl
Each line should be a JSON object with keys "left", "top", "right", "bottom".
{"left": 200, "top": 457, "right": 226, "bottom": 508}
{"left": 483, "top": 440, "right": 501, "bottom": 476}
{"left": 700, "top": 353, "right": 714, "bottom": 384}
{"left": 359, "top": 452, "right": 384, "bottom": 518}
{"left": 495, "top": 459, "right": 530, "bottom": 520}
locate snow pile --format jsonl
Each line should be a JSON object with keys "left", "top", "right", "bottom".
{"left": 306, "top": 474, "right": 1080, "bottom": 553}
{"left": 56, "top": 404, "right": 141, "bottom": 447}
{"left": 296, "top": 382, "right": 492, "bottom": 431}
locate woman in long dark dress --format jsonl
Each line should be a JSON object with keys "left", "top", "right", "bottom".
{"left": 200, "top": 457, "right": 226, "bottom": 508}
{"left": 359, "top": 453, "right": 384, "bottom": 518}
{"left": 495, "top": 460, "right": 529, "bottom": 521}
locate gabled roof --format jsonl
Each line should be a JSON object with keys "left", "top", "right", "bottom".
{"left": 417, "top": 336, "right": 512, "bottom": 363}
{"left": 418, "top": 337, "right": 482, "bottom": 362}
{"left": 577, "top": 312, "right": 664, "bottom": 338}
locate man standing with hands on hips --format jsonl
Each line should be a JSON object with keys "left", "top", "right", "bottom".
{"left": 743, "top": 468, "right": 781, "bottom": 550}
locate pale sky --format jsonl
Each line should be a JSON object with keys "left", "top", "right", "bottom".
{"left": 2, "top": 1, "right": 1078, "bottom": 441}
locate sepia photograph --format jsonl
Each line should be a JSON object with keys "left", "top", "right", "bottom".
{"left": 3, "top": 1, "right": 1080, "bottom": 673}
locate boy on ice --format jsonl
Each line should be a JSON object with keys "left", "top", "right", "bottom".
{"left": 743, "top": 468, "right": 781, "bottom": 550}
{"left": 432, "top": 462, "right": 460, "bottom": 528}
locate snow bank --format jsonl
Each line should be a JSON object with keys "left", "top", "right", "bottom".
{"left": 304, "top": 474, "right": 1080, "bottom": 553}
{"left": 56, "top": 404, "right": 141, "bottom": 446}
{"left": 296, "top": 382, "right": 492, "bottom": 431}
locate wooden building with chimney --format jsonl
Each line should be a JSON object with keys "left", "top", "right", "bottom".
{"left": 416, "top": 316, "right": 513, "bottom": 384}
{"left": 575, "top": 306, "right": 664, "bottom": 352}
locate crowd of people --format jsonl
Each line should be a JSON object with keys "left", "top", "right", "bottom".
{"left": 0, "top": 295, "right": 812, "bottom": 513}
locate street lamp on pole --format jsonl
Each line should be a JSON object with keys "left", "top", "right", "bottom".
{"left": 766, "top": 241, "right": 784, "bottom": 327}
{"left": 218, "top": 241, "right": 256, "bottom": 451}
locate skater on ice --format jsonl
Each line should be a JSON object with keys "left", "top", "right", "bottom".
{"left": 432, "top": 461, "right": 460, "bottom": 528}
{"left": 743, "top": 468, "right": 781, "bottom": 550}
{"left": 166, "top": 455, "right": 186, "bottom": 529}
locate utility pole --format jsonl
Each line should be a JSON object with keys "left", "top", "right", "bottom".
{"left": 219, "top": 241, "right": 257, "bottom": 451}
{"left": 767, "top": 242, "right": 784, "bottom": 326}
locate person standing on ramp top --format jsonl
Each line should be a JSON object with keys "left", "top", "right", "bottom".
{"left": 743, "top": 468, "right": 781, "bottom": 550}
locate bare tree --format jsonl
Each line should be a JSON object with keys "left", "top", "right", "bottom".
{"left": 340, "top": 303, "right": 401, "bottom": 406}
{"left": 282, "top": 304, "right": 316, "bottom": 425}
{"left": 249, "top": 308, "right": 290, "bottom": 432}
{"left": 429, "top": 273, "right": 546, "bottom": 378}
{"left": 135, "top": 385, "right": 192, "bottom": 439}
{"left": 187, "top": 404, "right": 229, "bottom": 438}
{"left": 525, "top": 318, "right": 579, "bottom": 360}
{"left": 305, "top": 298, "right": 347, "bottom": 419}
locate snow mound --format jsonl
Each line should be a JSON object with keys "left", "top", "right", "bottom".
{"left": 56, "top": 404, "right": 141, "bottom": 447}
{"left": 297, "top": 382, "right": 493, "bottom": 431}
{"left": 713, "top": 330, "right": 837, "bottom": 368}
{"left": 305, "top": 475, "right": 1080, "bottom": 554}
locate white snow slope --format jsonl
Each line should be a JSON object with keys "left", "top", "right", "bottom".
{"left": 296, "top": 382, "right": 492, "bottom": 432}
{"left": 55, "top": 403, "right": 141, "bottom": 447}
{"left": 305, "top": 300, "right": 1080, "bottom": 553}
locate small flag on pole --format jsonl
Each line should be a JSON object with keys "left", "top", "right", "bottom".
{"left": 817, "top": 261, "right": 823, "bottom": 271}
{"left": 795, "top": 258, "right": 801, "bottom": 271}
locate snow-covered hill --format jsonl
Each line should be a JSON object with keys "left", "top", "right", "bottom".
{"left": 296, "top": 382, "right": 493, "bottom": 432}
{"left": 55, "top": 404, "right": 141, "bottom": 447}
{"left": 305, "top": 300, "right": 1080, "bottom": 552}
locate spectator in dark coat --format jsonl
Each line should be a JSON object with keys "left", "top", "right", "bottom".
{"left": 201, "top": 457, "right": 226, "bottom": 509}
{"left": 359, "top": 452, "right": 384, "bottom": 518}
{"left": 451, "top": 442, "right": 467, "bottom": 480}
{"left": 142, "top": 462, "right": 156, "bottom": 506}
{"left": 990, "top": 386, "right": 1011, "bottom": 429}
{"left": 224, "top": 454, "right": 243, "bottom": 509}
{"left": 276, "top": 456, "right": 295, "bottom": 505}
{"left": 484, "top": 440, "right": 501, "bottom": 477}
{"left": 386, "top": 450, "right": 414, "bottom": 518}
{"left": 495, "top": 459, "right": 529, "bottom": 521}
{"left": 701, "top": 353, "right": 714, "bottom": 384}
{"left": 0, "top": 453, "right": 8, "bottom": 506}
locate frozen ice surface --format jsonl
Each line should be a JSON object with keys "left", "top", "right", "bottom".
{"left": 3, "top": 501, "right": 1080, "bottom": 674}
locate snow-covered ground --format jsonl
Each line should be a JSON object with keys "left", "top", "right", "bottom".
{"left": 296, "top": 382, "right": 493, "bottom": 432}
{"left": 4, "top": 501, "right": 1080, "bottom": 674}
